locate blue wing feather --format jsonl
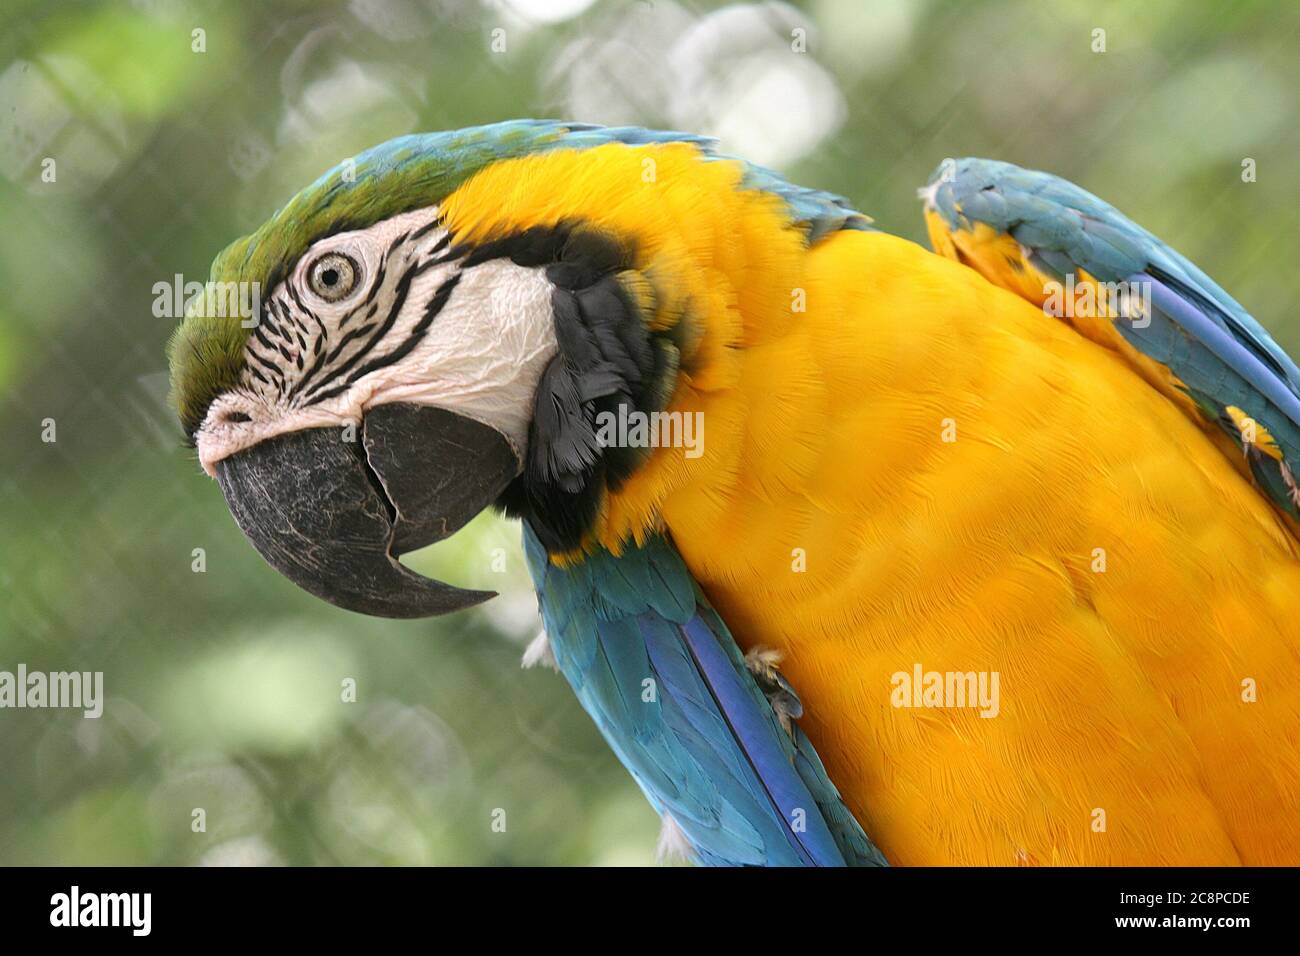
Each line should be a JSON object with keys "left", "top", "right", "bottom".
{"left": 523, "top": 524, "right": 885, "bottom": 867}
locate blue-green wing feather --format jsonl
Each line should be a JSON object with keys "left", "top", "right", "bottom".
{"left": 523, "top": 524, "right": 885, "bottom": 867}
{"left": 926, "top": 158, "right": 1300, "bottom": 515}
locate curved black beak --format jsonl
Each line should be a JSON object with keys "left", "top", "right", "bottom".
{"left": 214, "top": 403, "right": 522, "bottom": 618}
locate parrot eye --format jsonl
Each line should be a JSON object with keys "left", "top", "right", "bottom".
{"left": 306, "top": 252, "right": 361, "bottom": 302}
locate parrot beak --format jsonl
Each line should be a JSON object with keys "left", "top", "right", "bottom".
{"left": 213, "top": 403, "right": 522, "bottom": 619}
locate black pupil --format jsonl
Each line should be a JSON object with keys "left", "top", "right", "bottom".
{"left": 321, "top": 268, "right": 339, "bottom": 286}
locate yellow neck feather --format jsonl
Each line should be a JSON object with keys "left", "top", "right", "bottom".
{"left": 440, "top": 141, "right": 814, "bottom": 560}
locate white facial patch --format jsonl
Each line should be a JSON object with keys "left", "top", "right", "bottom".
{"left": 195, "top": 206, "right": 560, "bottom": 475}
{"left": 370, "top": 258, "right": 558, "bottom": 455}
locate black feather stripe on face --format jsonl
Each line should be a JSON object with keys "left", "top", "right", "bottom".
{"left": 482, "top": 223, "right": 686, "bottom": 553}
{"left": 275, "top": 221, "right": 458, "bottom": 406}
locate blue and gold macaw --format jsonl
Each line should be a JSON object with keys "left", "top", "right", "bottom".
{"left": 169, "top": 121, "right": 1300, "bottom": 866}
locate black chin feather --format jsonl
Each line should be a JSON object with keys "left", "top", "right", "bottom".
{"left": 485, "top": 223, "right": 679, "bottom": 552}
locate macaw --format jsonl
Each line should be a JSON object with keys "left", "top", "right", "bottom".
{"left": 168, "top": 120, "right": 1300, "bottom": 866}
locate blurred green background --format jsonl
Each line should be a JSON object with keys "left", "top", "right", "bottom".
{"left": 0, "top": 0, "right": 1295, "bottom": 865}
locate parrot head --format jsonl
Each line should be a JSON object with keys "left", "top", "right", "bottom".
{"left": 169, "top": 123, "right": 681, "bottom": 617}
